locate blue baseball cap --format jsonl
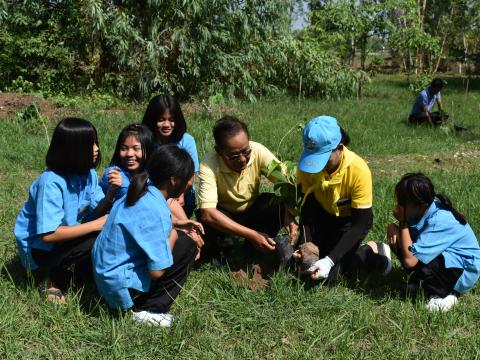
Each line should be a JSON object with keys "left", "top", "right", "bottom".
{"left": 298, "top": 115, "right": 342, "bottom": 173}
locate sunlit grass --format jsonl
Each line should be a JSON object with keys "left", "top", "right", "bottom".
{"left": 1, "top": 75, "right": 480, "bottom": 358}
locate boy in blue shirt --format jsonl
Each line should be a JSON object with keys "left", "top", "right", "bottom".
{"left": 409, "top": 78, "right": 447, "bottom": 126}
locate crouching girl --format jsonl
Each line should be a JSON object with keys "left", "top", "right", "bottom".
{"left": 92, "top": 145, "right": 203, "bottom": 326}
{"left": 388, "top": 173, "right": 480, "bottom": 311}
{"left": 14, "top": 118, "right": 111, "bottom": 304}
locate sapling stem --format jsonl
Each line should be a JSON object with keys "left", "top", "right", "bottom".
{"left": 276, "top": 123, "right": 302, "bottom": 159}
{"left": 33, "top": 102, "right": 50, "bottom": 146}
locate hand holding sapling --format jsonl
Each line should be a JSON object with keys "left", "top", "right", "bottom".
{"left": 308, "top": 256, "right": 334, "bottom": 280}
{"left": 250, "top": 231, "right": 276, "bottom": 253}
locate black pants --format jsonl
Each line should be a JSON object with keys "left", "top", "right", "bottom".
{"left": 408, "top": 111, "right": 449, "bottom": 126}
{"left": 406, "top": 254, "right": 463, "bottom": 298}
{"left": 31, "top": 233, "right": 98, "bottom": 291}
{"left": 301, "top": 196, "right": 386, "bottom": 280}
{"left": 130, "top": 232, "right": 196, "bottom": 313}
{"left": 196, "top": 193, "right": 284, "bottom": 261}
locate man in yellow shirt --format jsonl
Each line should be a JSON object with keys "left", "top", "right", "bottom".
{"left": 295, "top": 116, "right": 391, "bottom": 281}
{"left": 197, "top": 116, "right": 295, "bottom": 263}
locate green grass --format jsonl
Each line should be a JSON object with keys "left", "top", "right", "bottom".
{"left": 2, "top": 75, "right": 480, "bottom": 358}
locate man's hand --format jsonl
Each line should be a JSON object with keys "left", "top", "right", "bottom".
{"left": 308, "top": 256, "right": 334, "bottom": 280}
{"left": 108, "top": 167, "right": 122, "bottom": 189}
{"left": 250, "top": 231, "right": 275, "bottom": 252}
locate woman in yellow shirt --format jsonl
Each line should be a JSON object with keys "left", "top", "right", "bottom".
{"left": 295, "top": 116, "right": 391, "bottom": 282}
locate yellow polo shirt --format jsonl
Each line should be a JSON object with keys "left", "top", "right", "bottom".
{"left": 198, "top": 141, "right": 278, "bottom": 214}
{"left": 297, "top": 147, "right": 372, "bottom": 217}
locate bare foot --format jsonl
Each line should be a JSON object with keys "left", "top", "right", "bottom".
{"left": 367, "top": 241, "right": 378, "bottom": 253}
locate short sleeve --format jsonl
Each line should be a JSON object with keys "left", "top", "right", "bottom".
{"left": 421, "top": 92, "right": 429, "bottom": 107}
{"left": 35, "top": 181, "right": 65, "bottom": 234}
{"left": 350, "top": 163, "right": 372, "bottom": 209}
{"left": 198, "top": 161, "right": 218, "bottom": 209}
{"left": 436, "top": 92, "right": 442, "bottom": 102}
{"left": 257, "top": 143, "right": 278, "bottom": 176}
{"left": 180, "top": 134, "right": 200, "bottom": 172}
{"left": 130, "top": 219, "right": 173, "bottom": 271}
{"left": 410, "top": 220, "right": 456, "bottom": 264}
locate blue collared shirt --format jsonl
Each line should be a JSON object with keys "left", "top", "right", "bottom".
{"left": 155, "top": 132, "right": 199, "bottom": 172}
{"left": 92, "top": 185, "right": 173, "bottom": 310}
{"left": 99, "top": 165, "right": 133, "bottom": 201}
{"left": 410, "top": 88, "right": 442, "bottom": 115}
{"left": 14, "top": 169, "right": 105, "bottom": 270}
{"left": 409, "top": 200, "right": 480, "bottom": 293}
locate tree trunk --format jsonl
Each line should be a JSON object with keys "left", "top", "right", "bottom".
{"left": 360, "top": 34, "right": 368, "bottom": 70}
{"left": 434, "top": 5, "right": 455, "bottom": 73}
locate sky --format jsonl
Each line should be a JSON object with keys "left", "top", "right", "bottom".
{"left": 292, "top": 0, "right": 309, "bottom": 30}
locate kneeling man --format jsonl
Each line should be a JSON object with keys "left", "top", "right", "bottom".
{"left": 197, "top": 116, "right": 295, "bottom": 264}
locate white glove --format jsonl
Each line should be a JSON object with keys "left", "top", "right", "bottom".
{"left": 308, "top": 256, "right": 334, "bottom": 280}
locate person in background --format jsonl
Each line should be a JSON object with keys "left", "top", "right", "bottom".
{"left": 409, "top": 78, "right": 447, "bottom": 126}
{"left": 142, "top": 94, "right": 199, "bottom": 218}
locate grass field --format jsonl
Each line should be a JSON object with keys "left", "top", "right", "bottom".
{"left": 2, "top": 75, "right": 480, "bottom": 358}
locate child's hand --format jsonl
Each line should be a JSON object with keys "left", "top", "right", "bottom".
{"left": 393, "top": 204, "right": 405, "bottom": 222}
{"left": 188, "top": 229, "right": 205, "bottom": 249}
{"left": 387, "top": 223, "right": 399, "bottom": 248}
{"left": 108, "top": 167, "right": 122, "bottom": 189}
{"left": 93, "top": 214, "right": 108, "bottom": 231}
{"left": 174, "top": 219, "right": 205, "bottom": 247}
{"left": 194, "top": 246, "right": 201, "bottom": 261}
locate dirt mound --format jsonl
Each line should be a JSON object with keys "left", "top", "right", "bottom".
{"left": 0, "top": 92, "right": 66, "bottom": 119}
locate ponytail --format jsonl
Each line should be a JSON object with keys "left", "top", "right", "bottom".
{"left": 125, "top": 145, "right": 194, "bottom": 206}
{"left": 126, "top": 171, "right": 149, "bottom": 206}
{"left": 435, "top": 192, "right": 467, "bottom": 225}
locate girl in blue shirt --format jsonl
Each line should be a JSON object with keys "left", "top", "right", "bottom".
{"left": 387, "top": 173, "right": 480, "bottom": 311}
{"left": 14, "top": 118, "right": 114, "bottom": 303}
{"left": 100, "top": 124, "right": 154, "bottom": 202}
{"left": 93, "top": 145, "right": 204, "bottom": 327}
{"left": 142, "top": 94, "right": 199, "bottom": 218}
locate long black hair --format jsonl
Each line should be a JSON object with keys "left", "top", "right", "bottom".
{"left": 395, "top": 173, "right": 466, "bottom": 225}
{"left": 126, "top": 145, "right": 194, "bottom": 206}
{"left": 46, "top": 117, "right": 101, "bottom": 175}
{"left": 110, "top": 124, "right": 154, "bottom": 170}
{"left": 142, "top": 94, "right": 186, "bottom": 143}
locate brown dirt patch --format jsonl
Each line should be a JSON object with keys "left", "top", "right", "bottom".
{"left": 0, "top": 92, "right": 70, "bottom": 119}
{"left": 231, "top": 264, "right": 269, "bottom": 290}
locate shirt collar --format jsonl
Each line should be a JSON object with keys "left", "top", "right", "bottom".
{"left": 148, "top": 185, "right": 167, "bottom": 202}
{"left": 412, "top": 200, "right": 438, "bottom": 230}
